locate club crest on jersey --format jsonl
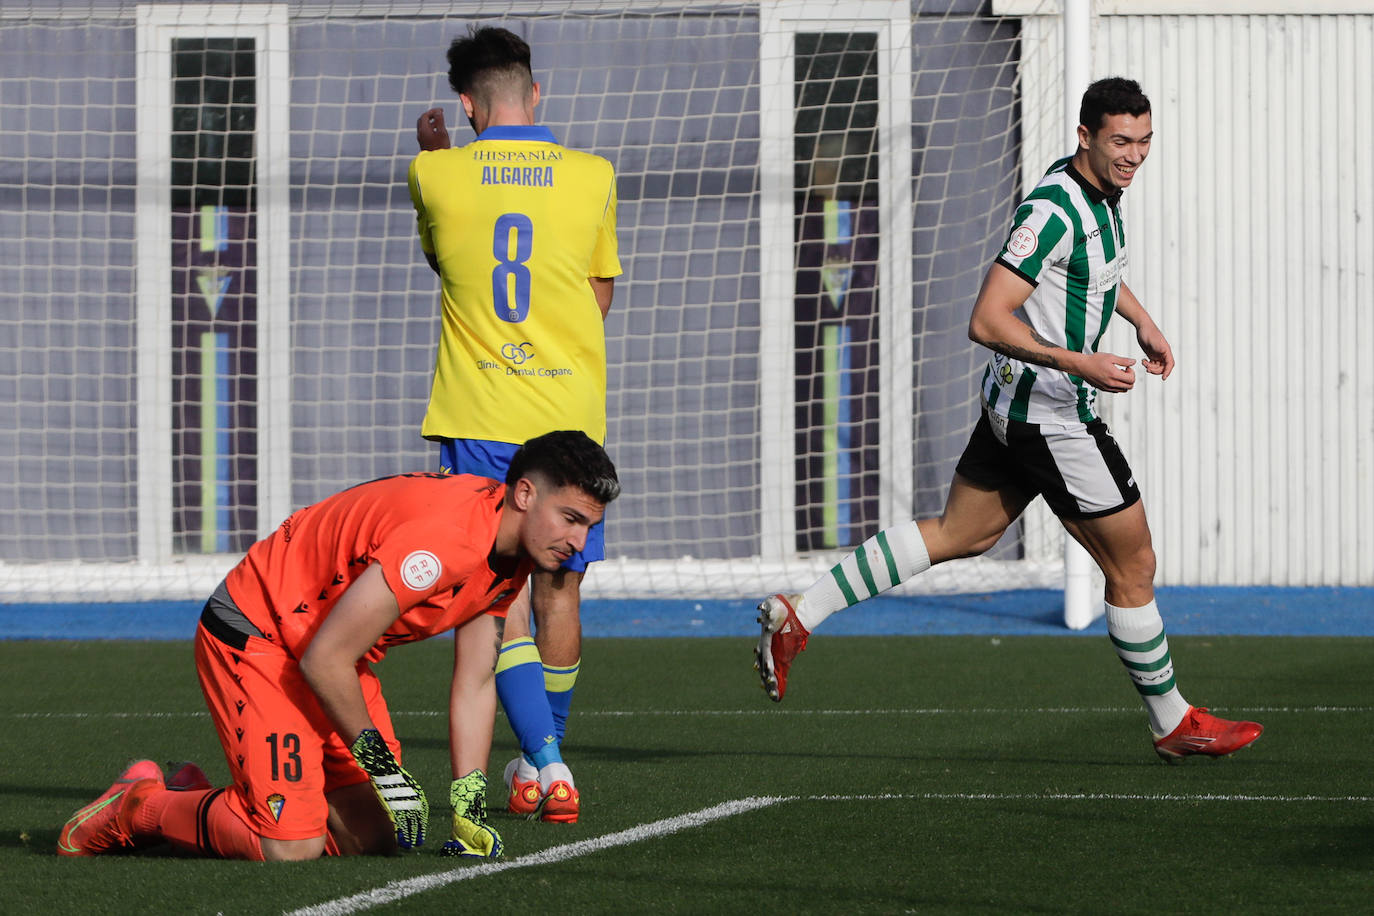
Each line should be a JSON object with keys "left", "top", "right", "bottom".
{"left": 267, "top": 793, "right": 286, "bottom": 822}
{"left": 1007, "top": 225, "right": 1037, "bottom": 258}
{"left": 401, "top": 550, "right": 442, "bottom": 590}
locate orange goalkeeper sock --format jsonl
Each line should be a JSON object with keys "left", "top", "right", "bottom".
{"left": 132, "top": 786, "right": 264, "bottom": 861}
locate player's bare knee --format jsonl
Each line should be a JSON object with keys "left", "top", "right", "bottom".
{"left": 1101, "top": 549, "right": 1156, "bottom": 606}
{"left": 1121, "top": 544, "right": 1156, "bottom": 587}
{"left": 1138, "top": 548, "right": 1157, "bottom": 584}
{"left": 260, "top": 835, "right": 327, "bottom": 862}
{"left": 949, "top": 525, "right": 1008, "bottom": 559}
{"left": 923, "top": 517, "right": 1006, "bottom": 562}
{"left": 970, "top": 529, "right": 1008, "bottom": 556}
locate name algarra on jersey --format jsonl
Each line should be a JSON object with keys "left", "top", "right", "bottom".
{"left": 474, "top": 147, "right": 563, "bottom": 187}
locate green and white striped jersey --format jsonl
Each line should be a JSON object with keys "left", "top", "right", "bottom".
{"left": 980, "top": 156, "right": 1127, "bottom": 424}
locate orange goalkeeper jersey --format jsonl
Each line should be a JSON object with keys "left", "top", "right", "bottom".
{"left": 223, "top": 473, "right": 530, "bottom": 663}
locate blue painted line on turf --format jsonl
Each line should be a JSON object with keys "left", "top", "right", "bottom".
{"left": 580, "top": 586, "right": 1374, "bottom": 638}
{"left": 1, "top": 586, "right": 1371, "bottom": 640}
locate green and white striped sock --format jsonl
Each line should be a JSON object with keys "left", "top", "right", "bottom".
{"left": 798, "top": 520, "right": 930, "bottom": 631}
{"left": 1106, "top": 600, "right": 1190, "bottom": 736}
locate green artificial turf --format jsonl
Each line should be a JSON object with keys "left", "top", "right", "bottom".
{"left": 3, "top": 635, "right": 1370, "bottom": 914}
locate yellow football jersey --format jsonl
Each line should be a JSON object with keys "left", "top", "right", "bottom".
{"left": 409, "top": 125, "right": 621, "bottom": 444}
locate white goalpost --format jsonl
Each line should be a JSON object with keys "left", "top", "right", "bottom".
{"left": 1, "top": 0, "right": 1093, "bottom": 619}
{"left": 1058, "top": 0, "right": 1104, "bottom": 630}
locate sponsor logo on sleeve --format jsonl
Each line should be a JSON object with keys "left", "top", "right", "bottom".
{"left": 1007, "top": 225, "right": 1037, "bottom": 259}
{"left": 401, "top": 550, "right": 442, "bottom": 591}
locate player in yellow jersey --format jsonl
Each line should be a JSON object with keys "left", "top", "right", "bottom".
{"left": 409, "top": 26, "right": 622, "bottom": 824}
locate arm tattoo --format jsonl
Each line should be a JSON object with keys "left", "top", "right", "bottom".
{"left": 989, "top": 327, "right": 1072, "bottom": 371}
{"left": 1027, "top": 327, "right": 1058, "bottom": 350}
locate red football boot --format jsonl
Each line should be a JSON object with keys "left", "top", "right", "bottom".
{"left": 503, "top": 756, "right": 541, "bottom": 817}
{"left": 754, "top": 594, "right": 810, "bottom": 702}
{"left": 1154, "top": 706, "right": 1264, "bottom": 762}
{"left": 57, "top": 760, "right": 164, "bottom": 856}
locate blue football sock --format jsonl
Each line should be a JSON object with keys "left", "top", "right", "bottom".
{"left": 495, "top": 637, "right": 563, "bottom": 767}
{"left": 543, "top": 658, "right": 579, "bottom": 743}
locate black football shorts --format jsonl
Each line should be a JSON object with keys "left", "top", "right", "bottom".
{"left": 954, "top": 405, "right": 1141, "bottom": 520}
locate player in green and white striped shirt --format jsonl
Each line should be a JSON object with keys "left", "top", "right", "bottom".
{"left": 755, "top": 78, "right": 1263, "bottom": 762}
{"left": 981, "top": 151, "right": 1129, "bottom": 425}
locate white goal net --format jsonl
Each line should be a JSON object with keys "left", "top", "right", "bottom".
{"left": 0, "top": 0, "right": 1070, "bottom": 604}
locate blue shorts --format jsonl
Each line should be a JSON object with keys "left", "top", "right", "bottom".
{"left": 438, "top": 437, "right": 605, "bottom": 572}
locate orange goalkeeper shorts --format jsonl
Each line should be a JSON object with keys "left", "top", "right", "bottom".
{"left": 194, "top": 606, "right": 402, "bottom": 842}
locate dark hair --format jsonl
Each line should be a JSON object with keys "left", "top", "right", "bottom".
{"left": 1079, "top": 77, "right": 1151, "bottom": 133}
{"left": 446, "top": 26, "right": 533, "bottom": 104}
{"left": 506, "top": 430, "right": 620, "bottom": 505}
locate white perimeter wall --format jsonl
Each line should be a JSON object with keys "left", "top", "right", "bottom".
{"left": 1009, "top": 2, "right": 1374, "bottom": 585}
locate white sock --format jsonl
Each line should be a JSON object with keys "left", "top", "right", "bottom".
{"left": 798, "top": 520, "right": 931, "bottom": 631}
{"left": 507, "top": 754, "right": 538, "bottom": 783}
{"left": 1106, "top": 600, "right": 1190, "bottom": 736}
{"left": 537, "top": 761, "right": 574, "bottom": 793}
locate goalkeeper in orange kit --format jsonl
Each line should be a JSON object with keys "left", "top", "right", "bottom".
{"left": 58, "top": 431, "right": 618, "bottom": 862}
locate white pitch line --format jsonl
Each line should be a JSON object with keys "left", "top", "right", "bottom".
{"left": 809, "top": 791, "right": 1374, "bottom": 803}
{"left": 285, "top": 788, "right": 1369, "bottom": 915}
{"left": 283, "top": 795, "right": 787, "bottom": 916}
